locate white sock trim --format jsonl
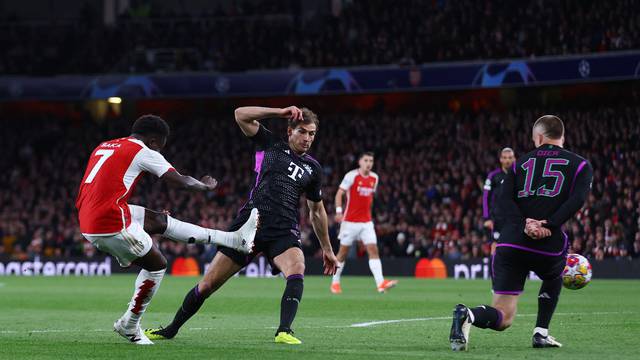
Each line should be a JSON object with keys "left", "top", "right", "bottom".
{"left": 467, "top": 308, "right": 475, "bottom": 324}
{"left": 533, "top": 327, "right": 549, "bottom": 337}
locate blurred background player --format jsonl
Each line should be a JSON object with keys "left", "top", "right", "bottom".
{"left": 145, "top": 106, "right": 339, "bottom": 345}
{"left": 76, "top": 115, "right": 257, "bottom": 345}
{"left": 449, "top": 115, "right": 593, "bottom": 351}
{"left": 331, "top": 152, "right": 397, "bottom": 294}
{"left": 483, "top": 148, "right": 516, "bottom": 253}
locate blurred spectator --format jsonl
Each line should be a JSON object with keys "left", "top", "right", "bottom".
{"left": 1, "top": 0, "right": 638, "bottom": 75}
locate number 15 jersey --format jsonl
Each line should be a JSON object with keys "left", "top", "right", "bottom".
{"left": 76, "top": 137, "right": 175, "bottom": 235}
{"left": 498, "top": 144, "right": 593, "bottom": 254}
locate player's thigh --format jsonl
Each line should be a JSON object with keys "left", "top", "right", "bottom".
{"left": 338, "top": 221, "right": 359, "bottom": 246}
{"left": 491, "top": 246, "right": 529, "bottom": 295}
{"left": 273, "top": 247, "right": 305, "bottom": 277}
{"left": 199, "top": 251, "right": 243, "bottom": 296}
{"left": 361, "top": 222, "right": 379, "bottom": 256}
{"left": 532, "top": 253, "right": 567, "bottom": 281}
{"left": 130, "top": 204, "right": 168, "bottom": 235}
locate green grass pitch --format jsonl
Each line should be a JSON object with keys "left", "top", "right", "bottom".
{"left": 0, "top": 275, "right": 638, "bottom": 359}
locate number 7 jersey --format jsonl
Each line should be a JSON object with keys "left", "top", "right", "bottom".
{"left": 76, "top": 137, "right": 175, "bottom": 235}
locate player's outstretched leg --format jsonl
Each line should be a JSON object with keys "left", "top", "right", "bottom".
{"left": 449, "top": 303, "right": 507, "bottom": 351}
{"left": 145, "top": 251, "right": 241, "bottom": 340}
{"left": 140, "top": 206, "right": 258, "bottom": 253}
{"left": 533, "top": 277, "right": 563, "bottom": 348}
{"left": 114, "top": 247, "right": 166, "bottom": 345}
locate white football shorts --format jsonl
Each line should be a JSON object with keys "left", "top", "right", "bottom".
{"left": 82, "top": 205, "right": 152, "bottom": 267}
{"left": 338, "top": 221, "right": 377, "bottom": 246}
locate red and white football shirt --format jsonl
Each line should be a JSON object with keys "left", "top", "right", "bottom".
{"left": 339, "top": 169, "right": 379, "bottom": 223}
{"left": 76, "top": 137, "right": 174, "bottom": 235}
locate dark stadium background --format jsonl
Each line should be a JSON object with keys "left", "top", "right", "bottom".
{"left": 1, "top": 0, "right": 639, "bottom": 279}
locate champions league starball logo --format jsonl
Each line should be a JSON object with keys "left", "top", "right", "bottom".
{"left": 83, "top": 76, "right": 161, "bottom": 99}
{"left": 578, "top": 60, "right": 591, "bottom": 78}
{"left": 286, "top": 69, "right": 361, "bottom": 94}
{"left": 472, "top": 61, "right": 537, "bottom": 87}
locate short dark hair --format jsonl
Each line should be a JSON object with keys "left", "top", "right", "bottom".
{"left": 288, "top": 107, "right": 319, "bottom": 130}
{"left": 359, "top": 151, "right": 375, "bottom": 159}
{"left": 131, "top": 114, "right": 170, "bottom": 138}
{"left": 533, "top": 115, "right": 564, "bottom": 139}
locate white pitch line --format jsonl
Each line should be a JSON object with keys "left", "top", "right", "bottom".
{"left": 0, "top": 311, "right": 633, "bottom": 334}
{"left": 351, "top": 317, "right": 450, "bottom": 327}
{"left": 0, "top": 329, "right": 105, "bottom": 334}
{"left": 349, "top": 311, "right": 635, "bottom": 328}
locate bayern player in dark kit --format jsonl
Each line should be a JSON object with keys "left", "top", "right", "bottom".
{"left": 146, "top": 106, "right": 339, "bottom": 345}
{"left": 449, "top": 115, "right": 593, "bottom": 350}
{"left": 483, "top": 148, "right": 516, "bottom": 252}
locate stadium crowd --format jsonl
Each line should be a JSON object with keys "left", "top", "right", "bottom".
{"left": 1, "top": 0, "right": 637, "bottom": 75}
{"left": 1, "top": 105, "right": 639, "bottom": 263}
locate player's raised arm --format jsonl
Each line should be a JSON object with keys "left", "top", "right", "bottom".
{"left": 234, "top": 106, "right": 303, "bottom": 137}
{"left": 161, "top": 171, "right": 218, "bottom": 192}
{"left": 307, "top": 199, "right": 339, "bottom": 275}
{"left": 544, "top": 161, "right": 593, "bottom": 229}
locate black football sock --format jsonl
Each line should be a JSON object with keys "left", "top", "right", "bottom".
{"left": 277, "top": 274, "right": 304, "bottom": 334}
{"left": 160, "top": 285, "right": 207, "bottom": 338}
{"left": 535, "top": 277, "right": 562, "bottom": 331}
{"left": 469, "top": 305, "right": 503, "bottom": 330}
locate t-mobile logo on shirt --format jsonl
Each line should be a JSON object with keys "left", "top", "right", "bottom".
{"left": 287, "top": 162, "right": 305, "bottom": 181}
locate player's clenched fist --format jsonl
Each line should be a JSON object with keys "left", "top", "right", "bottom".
{"left": 200, "top": 175, "right": 218, "bottom": 191}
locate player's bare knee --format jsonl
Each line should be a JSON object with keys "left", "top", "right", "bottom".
{"left": 366, "top": 245, "right": 380, "bottom": 259}
{"left": 197, "top": 281, "right": 216, "bottom": 298}
{"left": 496, "top": 318, "right": 513, "bottom": 331}
{"left": 497, "top": 309, "right": 515, "bottom": 330}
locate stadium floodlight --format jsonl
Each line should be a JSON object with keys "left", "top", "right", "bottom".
{"left": 107, "top": 97, "right": 122, "bottom": 104}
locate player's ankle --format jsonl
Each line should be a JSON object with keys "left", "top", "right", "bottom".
{"left": 533, "top": 327, "right": 548, "bottom": 337}
{"left": 160, "top": 325, "right": 178, "bottom": 339}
